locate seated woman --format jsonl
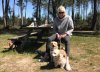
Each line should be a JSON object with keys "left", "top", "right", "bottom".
{"left": 44, "top": 5, "right": 74, "bottom": 71}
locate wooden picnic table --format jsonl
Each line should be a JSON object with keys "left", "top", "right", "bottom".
{"left": 8, "top": 24, "right": 53, "bottom": 50}
{"left": 19, "top": 25, "right": 52, "bottom": 47}
{"left": 23, "top": 25, "right": 53, "bottom": 36}
{"left": 21, "top": 25, "right": 53, "bottom": 43}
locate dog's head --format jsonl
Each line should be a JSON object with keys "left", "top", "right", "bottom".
{"left": 50, "top": 41, "right": 58, "bottom": 50}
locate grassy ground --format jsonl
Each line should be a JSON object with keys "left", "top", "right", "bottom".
{"left": 0, "top": 30, "right": 100, "bottom": 72}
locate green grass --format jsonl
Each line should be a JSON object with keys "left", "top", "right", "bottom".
{"left": 0, "top": 32, "right": 100, "bottom": 72}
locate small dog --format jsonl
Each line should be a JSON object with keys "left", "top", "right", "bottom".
{"left": 40, "top": 41, "right": 59, "bottom": 62}
{"left": 51, "top": 47, "right": 67, "bottom": 69}
{"left": 50, "top": 41, "right": 67, "bottom": 69}
{"left": 49, "top": 41, "right": 59, "bottom": 62}
{"left": 41, "top": 41, "right": 71, "bottom": 70}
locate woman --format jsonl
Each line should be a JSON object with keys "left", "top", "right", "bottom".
{"left": 44, "top": 5, "right": 74, "bottom": 71}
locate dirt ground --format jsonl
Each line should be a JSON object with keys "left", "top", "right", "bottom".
{"left": 0, "top": 47, "right": 100, "bottom": 72}
{"left": 0, "top": 31, "right": 100, "bottom": 72}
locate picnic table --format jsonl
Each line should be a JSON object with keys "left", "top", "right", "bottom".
{"left": 23, "top": 24, "right": 53, "bottom": 37}
{"left": 21, "top": 25, "right": 52, "bottom": 46}
{"left": 8, "top": 24, "right": 53, "bottom": 50}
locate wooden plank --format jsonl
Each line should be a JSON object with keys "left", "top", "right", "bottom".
{"left": 30, "top": 32, "right": 38, "bottom": 35}
{"left": 73, "top": 31, "right": 95, "bottom": 34}
{"left": 8, "top": 34, "right": 27, "bottom": 40}
{"left": 73, "top": 31, "right": 95, "bottom": 33}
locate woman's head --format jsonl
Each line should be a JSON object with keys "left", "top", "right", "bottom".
{"left": 57, "top": 5, "right": 66, "bottom": 19}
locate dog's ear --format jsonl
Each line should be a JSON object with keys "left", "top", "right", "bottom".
{"left": 60, "top": 53, "right": 66, "bottom": 58}
{"left": 50, "top": 42, "right": 53, "bottom": 47}
{"left": 60, "top": 47, "right": 65, "bottom": 50}
{"left": 63, "top": 55, "right": 66, "bottom": 57}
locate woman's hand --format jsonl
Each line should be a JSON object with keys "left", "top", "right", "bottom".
{"left": 56, "top": 33, "right": 61, "bottom": 39}
{"left": 60, "top": 33, "right": 67, "bottom": 38}
{"left": 56, "top": 33, "right": 67, "bottom": 39}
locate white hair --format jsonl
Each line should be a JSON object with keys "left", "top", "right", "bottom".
{"left": 57, "top": 5, "right": 66, "bottom": 13}
{"left": 57, "top": 5, "right": 67, "bottom": 16}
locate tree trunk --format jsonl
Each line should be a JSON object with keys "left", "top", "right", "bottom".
{"left": 12, "top": 0, "right": 15, "bottom": 26}
{"left": 48, "top": 0, "right": 50, "bottom": 24}
{"left": 21, "top": 0, "right": 24, "bottom": 26}
{"left": 72, "top": 0, "right": 74, "bottom": 21}
{"left": 83, "top": 5, "right": 85, "bottom": 19}
{"left": 85, "top": 3, "right": 88, "bottom": 20}
{"left": 38, "top": 0, "right": 41, "bottom": 25}
{"left": 25, "top": 0, "right": 27, "bottom": 19}
{"left": 91, "top": 0, "right": 97, "bottom": 30}
{"left": 2, "top": 0, "right": 6, "bottom": 27}
{"left": 52, "top": 0, "right": 57, "bottom": 18}
{"left": 2, "top": 0, "right": 10, "bottom": 29}
{"left": 5, "top": 0, "right": 10, "bottom": 28}
{"left": 36, "top": 0, "right": 39, "bottom": 26}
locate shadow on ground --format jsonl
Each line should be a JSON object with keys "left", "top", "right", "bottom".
{"left": 40, "top": 62, "right": 60, "bottom": 70}
{"left": 1, "top": 38, "right": 46, "bottom": 55}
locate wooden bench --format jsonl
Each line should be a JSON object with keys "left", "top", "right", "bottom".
{"left": 8, "top": 32, "right": 38, "bottom": 49}
{"left": 8, "top": 34, "right": 27, "bottom": 49}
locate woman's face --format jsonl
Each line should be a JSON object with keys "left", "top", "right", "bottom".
{"left": 58, "top": 11, "right": 65, "bottom": 19}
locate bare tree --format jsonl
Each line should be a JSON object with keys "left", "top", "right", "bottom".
{"left": 2, "top": 0, "right": 10, "bottom": 29}
{"left": 25, "top": 0, "right": 28, "bottom": 19}
{"left": 91, "top": 0, "right": 97, "bottom": 30}
{"left": 72, "top": 0, "right": 75, "bottom": 21}
{"left": 47, "top": 0, "right": 50, "bottom": 23}
{"left": 12, "top": 0, "right": 15, "bottom": 26}
{"left": 16, "top": 0, "right": 24, "bottom": 26}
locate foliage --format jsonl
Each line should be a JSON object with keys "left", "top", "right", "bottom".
{"left": 96, "top": 11, "right": 100, "bottom": 30}
{"left": 0, "top": 17, "right": 3, "bottom": 25}
{"left": 74, "top": 13, "right": 88, "bottom": 30}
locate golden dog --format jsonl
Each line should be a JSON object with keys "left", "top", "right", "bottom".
{"left": 50, "top": 41, "right": 67, "bottom": 69}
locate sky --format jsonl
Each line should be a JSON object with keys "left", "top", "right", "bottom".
{"left": 0, "top": 0, "right": 91, "bottom": 18}
{"left": 0, "top": 0, "right": 72, "bottom": 18}
{"left": 0, "top": 0, "right": 33, "bottom": 18}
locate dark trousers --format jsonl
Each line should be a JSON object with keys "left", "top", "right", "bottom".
{"left": 46, "top": 34, "right": 70, "bottom": 56}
